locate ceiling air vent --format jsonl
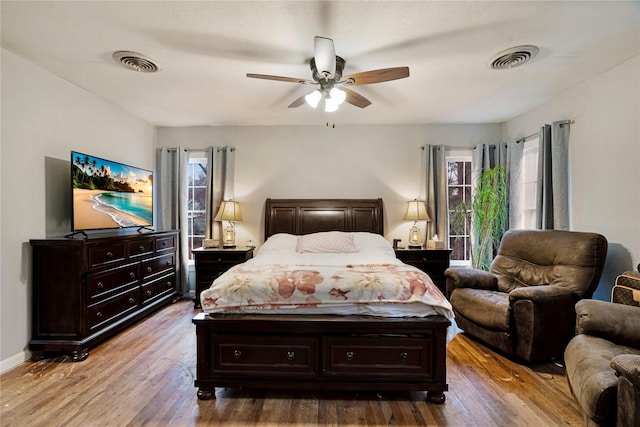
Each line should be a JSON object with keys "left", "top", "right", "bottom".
{"left": 490, "top": 45, "right": 539, "bottom": 70}
{"left": 112, "top": 51, "right": 160, "bottom": 73}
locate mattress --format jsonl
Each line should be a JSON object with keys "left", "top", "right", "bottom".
{"left": 200, "top": 232, "right": 454, "bottom": 320}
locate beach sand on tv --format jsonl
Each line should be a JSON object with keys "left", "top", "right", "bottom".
{"left": 73, "top": 189, "right": 149, "bottom": 230}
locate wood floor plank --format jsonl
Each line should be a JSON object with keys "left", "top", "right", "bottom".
{"left": 0, "top": 300, "right": 585, "bottom": 426}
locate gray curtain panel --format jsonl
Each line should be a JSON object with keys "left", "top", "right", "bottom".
{"left": 204, "top": 146, "right": 236, "bottom": 241}
{"left": 536, "top": 121, "right": 570, "bottom": 230}
{"left": 155, "top": 147, "right": 189, "bottom": 294}
{"left": 422, "top": 144, "right": 448, "bottom": 243}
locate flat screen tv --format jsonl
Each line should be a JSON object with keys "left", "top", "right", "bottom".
{"left": 71, "top": 151, "right": 153, "bottom": 234}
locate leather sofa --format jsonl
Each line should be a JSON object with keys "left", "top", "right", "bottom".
{"left": 445, "top": 229, "right": 608, "bottom": 362}
{"left": 565, "top": 273, "right": 640, "bottom": 426}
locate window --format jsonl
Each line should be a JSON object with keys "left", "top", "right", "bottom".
{"left": 520, "top": 138, "right": 539, "bottom": 229}
{"left": 447, "top": 154, "right": 472, "bottom": 264}
{"left": 187, "top": 154, "right": 207, "bottom": 259}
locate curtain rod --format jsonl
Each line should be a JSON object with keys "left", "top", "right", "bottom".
{"left": 161, "top": 147, "right": 235, "bottom": 152}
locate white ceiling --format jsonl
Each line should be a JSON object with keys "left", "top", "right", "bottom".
{"left": 2, "top": 1, "right": 639, "bottom": 127}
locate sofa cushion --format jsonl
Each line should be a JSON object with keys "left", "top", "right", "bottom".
{"left": 565, "top": 334, "right": 640, "bottom": 424}
{"left": 450, "top": 288, "right": 511, "bottom": 331}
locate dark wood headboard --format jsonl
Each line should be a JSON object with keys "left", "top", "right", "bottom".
{"left": 264, "top": 198, "right": 384, "bottom": 239}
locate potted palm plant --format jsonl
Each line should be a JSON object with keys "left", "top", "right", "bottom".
{"left": 471, "top": 166, "right": 508, "bottom": 270}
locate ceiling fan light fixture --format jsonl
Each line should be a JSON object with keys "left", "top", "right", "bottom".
{"left": 329, "top": 88, "right": 346, "bottom": 106}
{"left": 305, "top": 90, "right": 322, "bottom": 108}
{"left": 324, "top": 97, "right": 339, "bottom": 113}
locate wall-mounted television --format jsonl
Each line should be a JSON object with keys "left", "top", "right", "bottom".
{"left": 70, "top": 151, "right": 153, "bottom": 234}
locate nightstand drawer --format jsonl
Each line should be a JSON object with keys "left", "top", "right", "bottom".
{"left": 211, "top": 335, "right": 318, "bottom": 378}
{"left": 322, "top": 336, "right": 433, "bottom": 379}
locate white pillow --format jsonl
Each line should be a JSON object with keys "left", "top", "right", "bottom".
{"left": 296, "top": 231, "right": 358, "bottom": 253}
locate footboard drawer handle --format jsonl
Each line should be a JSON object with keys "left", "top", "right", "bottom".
{"left": 286, "top": 351, "right": 295, "bottom": 361}
{"left": 400, "top": 352, "right": 408, "bottom": 360}
{"left": 233, "top": 350, "right": 242, "bottom": 359}
{"left": 345, "top": 351, "right": 354, "bottom": 361}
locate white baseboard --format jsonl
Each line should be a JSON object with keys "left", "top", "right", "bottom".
{"left": 0, "top": 350, "right": 30, "bottom": 374}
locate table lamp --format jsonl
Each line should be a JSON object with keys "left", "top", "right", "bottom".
{"left": 404, "top": 199, "right": 430, "bottom": 248}
{"left": 214, "top": 201, "right": 243, "bottom": 247}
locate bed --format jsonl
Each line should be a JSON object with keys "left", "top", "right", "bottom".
{"left": 193, "top": 198, "right": 453, "bottom": 403}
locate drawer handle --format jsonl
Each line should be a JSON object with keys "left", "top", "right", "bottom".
{"left": 162, "top": 241, "right": 167, "bottom": 246}
{"left": 140, "top": 245, "right": 145, "bottom": 252}
{"left": 147, "top": 266, "right": 152, "bottom": 273}
{"left": 166, "top": 281, "right": 172, "bottom": 288}
{"left": 422, "top": 258, "right": 428, "bottom": 263}
{"left": 286, "top": 351, "right": 295, "bottom": 361}
{"left": 106, "top": 251, "right": 113, "bottom": 258}
{"left": 233, "top": 350, "right": 242, "bottom": 359}
{"left": 146, "top": 290, "right": 152, "bottom": 296}
{"left": 400, "top": 352, "right": 408, "bottom": 360}
{"left": 166, "top": 260, "right": 171, "bottom": 266}
{"left": 129, "top": 297, "right": 135, "bottom": 304}
{"left": 97, "top": 282, "right": 104, "bottom": 289}
{"left": 345, "top": 351, "right": 354, "bottom": 361}
{"left": 96, "top": 311, "right": 103, "bottom": 318}
{"left": 217, "top": 258, "right": 222, "bottom": 262}
{"left": 129, "top": 272, "right": 135, "bottom": 278}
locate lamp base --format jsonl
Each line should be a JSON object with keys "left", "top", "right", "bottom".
{"left": 222, "top": 244, "right": 236, "bottom": 248}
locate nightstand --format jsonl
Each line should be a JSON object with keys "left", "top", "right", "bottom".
{"left": 394, "top": 248, "right": 452, "bottom": 294}
{"left": 192, "top": 246, "right": 254, "bottom": 308}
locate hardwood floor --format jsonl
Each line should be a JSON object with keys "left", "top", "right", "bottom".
{"left": 0, "top": 300, "right": 584, "bottom": 426}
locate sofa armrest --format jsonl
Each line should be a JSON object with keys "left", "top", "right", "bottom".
{"left": 445, "top": 267, "right": 497, "bottom": 298}
{"left": 611, "top": 354, "right": 640, "bottom": 390}
{"left": 508, "top": 285, "right": 577, "bottom": 304}
{"left": 575, "top": 299, "right": 640, "bottom": 348}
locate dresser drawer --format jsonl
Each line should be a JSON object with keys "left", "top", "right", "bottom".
{"left": 89, "top": 243, "right": 126, "bottom": 268}
{"left": 156, "top": 235, "right": 176, "bottom": 253}
{"left": 211, "top": 335, "right": 318, "bottom": 378}
{"left": 141, "top": 273, "right": 176, "bottom": 304}
{"left": 322, "top": 336, "right": 433, "bottom": 379}
{"left": 87, "top": 288, "right": 140, "bottom": 331}
{"left": 141, "top": 254, "right": 175, "bottom": 279}
{"left": 128, "top": 239, "right": 154, "bottom": 258}
{"left": 87, "top": 263, "right": 139, "bottom": 301}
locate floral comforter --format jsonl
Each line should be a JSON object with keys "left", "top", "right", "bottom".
{"left": 200, "top": 263, "right": 453, "bottom": 319}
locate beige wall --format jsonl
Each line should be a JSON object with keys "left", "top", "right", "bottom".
{"left": 156, "top": 124, "right": 503, "bottom": 247}
{"left": 0, "top": 48, "right": 155, "bottom": 372}
{"left": 503, "top": 55, "right": 640, "bottom": 299}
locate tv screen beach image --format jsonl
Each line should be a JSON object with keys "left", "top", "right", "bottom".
{"left": 72, "top": 153, "right": 153, "bottom": 230}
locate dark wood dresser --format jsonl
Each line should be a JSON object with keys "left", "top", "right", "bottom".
{"left": 192, "top": 246, "right": 254, "bottom": 308}
{"left": 30, "top": 230, "right": 179, "bottom": 361}
{"left": 395, "top": 248, "right": 452, "bottom": 294}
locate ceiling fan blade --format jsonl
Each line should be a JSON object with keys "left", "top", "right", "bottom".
{"left": 288, "top": 94, "right": 308, "bottom": 108}
{"left": 341, "top": 66, "right": 410, "bottom": 86}
{"left": 313, "top": 36, "right": 336, "bottom": 79}
{"left": 246, "top": 73, "right": 314, "bottom": 84}
{"left": 342, "top": 88, "right": 372, "bottom": 108}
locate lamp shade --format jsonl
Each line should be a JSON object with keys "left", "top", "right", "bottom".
{"left": 404, "top": 200, "right": 430, "bottom": 222}
{"left": 214, "top": 201, "right": 243, "bottom": 222}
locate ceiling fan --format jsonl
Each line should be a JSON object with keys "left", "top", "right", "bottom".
{"left": 247, "top": 36, "right": 410, "bottom": 112}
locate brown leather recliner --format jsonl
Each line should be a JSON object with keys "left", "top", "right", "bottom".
{"left": 445, "top": 229, "right": 608, "bottom": 362}
{"left": 564, "top": 276, "right": 640, "bottom": 426}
